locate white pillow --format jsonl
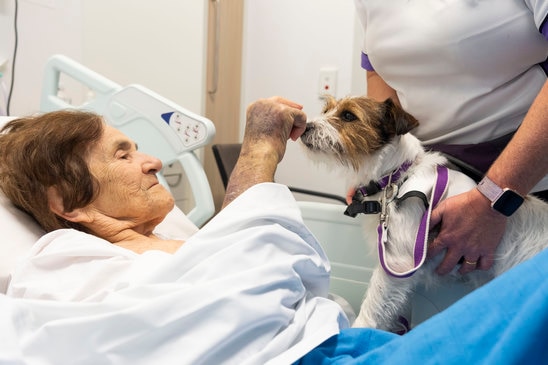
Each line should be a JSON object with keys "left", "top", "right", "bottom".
{"left": 0, "top": 193, "right": 45, "bottom": 293}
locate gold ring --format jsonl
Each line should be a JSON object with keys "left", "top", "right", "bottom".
{"left": 464, "top": 260, "right": 477, "bottom": 265}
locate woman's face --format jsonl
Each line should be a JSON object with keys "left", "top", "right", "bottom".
{"left": 84, "top": 124, "right": 174, "bottom": 229}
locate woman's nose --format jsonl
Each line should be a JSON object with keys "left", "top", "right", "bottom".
{"left": 141, "top": 153, "right": 163, "bottom": 174}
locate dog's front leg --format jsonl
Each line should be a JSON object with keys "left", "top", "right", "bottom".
{"left": 353, "top": 266, "right": 415, "bottom": 332}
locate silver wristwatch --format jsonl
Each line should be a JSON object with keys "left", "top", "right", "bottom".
{"left": 476, "top": 176, "right": 524, "bottom": 217}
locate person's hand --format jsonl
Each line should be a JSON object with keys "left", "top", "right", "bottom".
{"left": 242, "top": 96, "right": 307, "bottom": 162}
{"left": 346, "top": 187, "right": 356, "bottom": 204}
{"left": 428, "top": 188, "right": 507, "bottom": 275}
{"left": 222, "top": 96, "right": 307, "bottom": 208}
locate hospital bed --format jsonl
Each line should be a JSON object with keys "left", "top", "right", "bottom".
{"left": 0, "top": 55, "right": 474, "bottom": 326}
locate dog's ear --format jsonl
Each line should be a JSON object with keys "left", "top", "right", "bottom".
{"left": 382, "top": 98, "right": 419, "bottom": 135}
{"left": 322, "top": 94, "right": 337, "bottom": 112}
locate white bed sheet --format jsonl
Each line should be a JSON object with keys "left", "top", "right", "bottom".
{"left": 3, "top": 183, "right": 348, "bottom": 364}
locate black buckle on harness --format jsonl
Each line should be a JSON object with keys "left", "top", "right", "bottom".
{"left": 344, "top": 200, "right": 382, "bottom": 218}
{"left": 344, "top": 190, "right": 429, "bottom": 218}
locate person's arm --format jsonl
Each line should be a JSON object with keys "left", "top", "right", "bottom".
{"left": 366, "top": 71, "right": 400, "bottom": 104}
{"left": 485, "top": 80, "right": 548, "bottom": 194}
{"left": 222, "top": 97, "right": 307, "bottom": 208}
{"left": 429, "top": 79, "right": 548, "bottom": 275}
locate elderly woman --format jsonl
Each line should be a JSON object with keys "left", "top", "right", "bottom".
{"left": 0, "top": 109, "right": 183, "bottom": 254}
{"left": 0, "top": 98, "right": 546, "bottom": 364}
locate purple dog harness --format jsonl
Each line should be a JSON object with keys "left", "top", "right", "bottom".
{"left": 346, "top": 164, "right": 450, "bottom": 278}
{"left": 378, "top": 165, "right": 449, "bottom": 278}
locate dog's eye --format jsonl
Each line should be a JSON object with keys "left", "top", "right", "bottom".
{"left": 341, "top": 111, "right": 357, "bottom": 122}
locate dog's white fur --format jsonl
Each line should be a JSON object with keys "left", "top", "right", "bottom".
{"left": 300, "top": 96, "right": 548, "bottom": 332}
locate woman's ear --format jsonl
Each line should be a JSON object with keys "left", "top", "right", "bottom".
{"left": 46, "top": 186, "right": 92, "bottom": 223}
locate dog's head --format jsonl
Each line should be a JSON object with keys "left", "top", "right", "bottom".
{"left": 300, "top": 96, "right": 419, "bottom": 171}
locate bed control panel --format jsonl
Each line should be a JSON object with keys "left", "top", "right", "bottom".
{"left": 161, "top": 111, "right": 210, "bottom": 149}
{"left": 105, "top": 85, "right": 216, "bottom": 164}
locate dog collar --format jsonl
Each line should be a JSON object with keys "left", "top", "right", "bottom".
{"left": 359, "top": 161, "right": 413, "bottom": 196}
{"left": 344, "top": 161, "right": 413, "bottom": 217}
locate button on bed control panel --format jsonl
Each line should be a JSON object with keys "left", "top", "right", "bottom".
{"left": 105, "top": 85, "right": 216, "bottom": 163}
{"left": 161, "top": 111, "right": 209, "bottom": 148}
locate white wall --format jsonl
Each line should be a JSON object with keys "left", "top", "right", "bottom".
{"left": 0, "top": 0, "right": 83, "bottom": 115}
{"left": 241, "top": 0, "right": 366, "bottom": 200}
{"left": 81, "top": 0, "right": 207, "bottom": 116}
{"left": 0, "top": 0, "right": 207, "bottom": 117}
{"left": 0, "top": 0, "right": 208, "bottom": 211}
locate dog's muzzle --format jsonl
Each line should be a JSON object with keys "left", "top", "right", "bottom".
{"left": 300, "top": 124, "right": 317, "bottom": 149}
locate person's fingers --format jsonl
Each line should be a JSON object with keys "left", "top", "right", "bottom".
{"left": 435, "top": 249, "right": 463, "bottom": 275}
{"left": 458, "top": 257, "right": 479, "bottom": 275}
{"left": 427, "top": 202, "right": 445, "bottom": 259}
{"left": 271, "top": 96, "right": 303, "bottom": 110}
{"left": 346, "top": 188, "right": 356, "bottom": 204}
{"left": 289, "top": 110, "right": 308, "bottom": 141}
{"left": 477, "top": 253, "right": 494, "bottom": 271}
{"left": 427, "top": 237, "right": 445, "bottom": 260}
{"left": 429, "top": 203, "right": 443, "bottom": 229}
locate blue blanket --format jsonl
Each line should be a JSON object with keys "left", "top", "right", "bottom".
{"left": 297, "top": 248, "right": 548, "bottom": 364}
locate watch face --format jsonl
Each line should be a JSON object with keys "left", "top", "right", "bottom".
{"left": 493, "top": 190, "right": 524, "bottom": 217}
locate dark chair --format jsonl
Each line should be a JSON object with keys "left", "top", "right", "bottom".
{"left": 211, "top": 143, "right": 242, "bottom": 189}
{"left": 211, "top": 143, "right": 347, "bottom": 204}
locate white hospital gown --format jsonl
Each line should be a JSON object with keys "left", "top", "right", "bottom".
{"left": 4, "top": 183, "right": 348, "bottom": 365}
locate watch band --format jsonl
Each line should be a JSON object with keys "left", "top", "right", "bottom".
{"left": 477, "top": 176, "right": 524, "bottom": 217}
{"left": 477, "top": 176, "right": 504, "bottom": 202}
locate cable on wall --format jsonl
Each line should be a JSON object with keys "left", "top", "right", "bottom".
{"left": 6, "top": 0, "right": 19, "bottom": 116}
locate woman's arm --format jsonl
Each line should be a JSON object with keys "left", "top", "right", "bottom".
{"left": 222, "top": 97, "right": 307, "bottom": 208}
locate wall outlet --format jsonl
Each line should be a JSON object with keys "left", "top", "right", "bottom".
{"left": 318, "top": 67, "right": 337, "bottom": 98}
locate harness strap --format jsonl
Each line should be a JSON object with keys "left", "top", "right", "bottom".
{"left": 344, "top": 200, "right": 381, "bottom": 217}
{"left": 378, "top": 165, "right": 449, "bottom": 278}
{"left": 396, "top": 190, "right": 429, "bottom": 209}
{"left": 357, "top": 180, "right": 382, "bottom": 197}
{"left": 345, "top": 190, "right": 428, "bottom": 217}
{"left": 345, "top": 161, "right": 414, "bottom": 217}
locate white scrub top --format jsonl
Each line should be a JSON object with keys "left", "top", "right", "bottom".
{"left": 355, "top": 0, "right": 548, "bottom": 145}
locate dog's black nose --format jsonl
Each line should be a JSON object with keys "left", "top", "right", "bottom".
{"left": 304, "top": 123, "right": 314, "bottom": 133}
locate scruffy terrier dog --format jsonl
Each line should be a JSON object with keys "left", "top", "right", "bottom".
{"left": 300, "top": 95, "right": 548, "bottom": 332}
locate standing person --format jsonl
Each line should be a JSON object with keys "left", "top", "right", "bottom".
{"left": 353, "top": 0, "right": 548, "bottom": 275}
